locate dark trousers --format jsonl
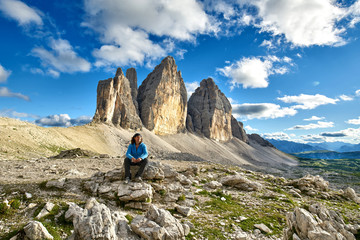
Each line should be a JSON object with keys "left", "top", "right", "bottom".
{"left": 124, "top": 157, "right": 148, "bottom": 179}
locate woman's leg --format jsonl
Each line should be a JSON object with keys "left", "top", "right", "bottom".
{"left": 135, "top": 158, "right": 148, "bottom": 178}
{"left": 124, "top": 157, "right": 132, "bottom": 179}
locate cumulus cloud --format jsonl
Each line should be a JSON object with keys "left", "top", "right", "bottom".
{"left": 0, "top": 64, "right": 11, "bottom": 83}
{"left": 232, "top": 103, "right": 297, "bottom": 119}
{"left": 304, "top": 116, "right": 325, "bottom": 121}
{"left": 83, "top": 0, "right": 216, "bottom": 67}
{"left": 301, "top": 127, "right": 360, "bottom": 143}
{"left": 261, "top": 131, "right": 291, "bottom": 140}
{"left": 321, "top": 132, "right": 347, "bottom": 137}
{"left": 185, "top": 81, "right": 199, "bottom": 99}
{"left": 346, "top": 117, "right": 360, "bottom": 125}
{"left": 217, "top": 55, "right": 292, "bottom": 89}
{"left": 356, "top": 89, "right": 360, "bottom": 96}
{"left": 248, "top": 0, "right": 346, "bottom": 47}
{"left": 339, "top": 94, "right": 353, "bottom": 101}
{"left": 35, "top": 114, "right": 92, "bottom": 127}
{"left": 0, "top": 109, "right": 38, "bottom": 119}
{"left": 0, "top": 87, "right": 29, "bottom": 101}
{"left": 287, "top": 121, "right": 334, "bottom": 130}
{"left": 31, "top": 38, "right": 91, "bottom": 75}
{"left": 244, "top": 125, "right": 258, "bottom": 132}
{"left": 278, "top": 94, "right": 339, "bottom": 110}
{"left": 0, "top": 0, "right": 43, "bottom": 26}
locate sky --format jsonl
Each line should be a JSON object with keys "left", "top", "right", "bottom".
{"left": 0, "top": 0, "right": 360, "bottom": 144}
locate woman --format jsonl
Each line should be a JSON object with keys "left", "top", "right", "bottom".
{"left": 124, "top": 133, "right": 148, "bottom": 183}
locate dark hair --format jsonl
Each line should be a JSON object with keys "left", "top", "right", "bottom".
{"left": 131, "top": 133, "right": 142, "bottom": 145}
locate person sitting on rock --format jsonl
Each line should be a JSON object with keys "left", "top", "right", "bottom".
{"left": 124, "top": 133, "right": 148, "bottom": 183}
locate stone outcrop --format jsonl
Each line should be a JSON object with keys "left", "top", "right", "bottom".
{"left": 187, "top": 78, "right": 232, "bottom": 141}
{"left": 288, "top": 174, "right": 329, "bottom": 196}
{"left": 284, "top": 203, "right": 357, "bottom": 240}
{"left": 231, "top": 116, "right": 249, "bottom": 143}
{"left": 247, "top": 134, "right": 274, "bottom": 147}
{"left": 93, "top": 68, "right": 142, "bottom": 130}
{"left": 220, "top": 174, "right": 263, "bottom": 191}
{"left": 126, "top": 68, "right": 139, "bottom": 111}
{"left": 137, "top": 56, "right": 187, "bottom": 135}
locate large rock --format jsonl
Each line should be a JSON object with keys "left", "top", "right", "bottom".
{"left": 231, "top": 116, "right": 249, "bottom": 143}
{"left": 187, "top": 78, "right": 232, "bottom": 141}
{"left": 284, "top": 203, "right": 356, "bottom": 240}
{"left": 137, "top": 56, "right": 187, "bottom": 135}
{"left": 288, "top": 174, "right": 329, "bottom": 194}
{"left": 93, "top": 68, "right": 142, "bottom": 130}
{"left": 220, "top": 174, "right": 262, "bottom": 191}
{"left": 126, "top": 68, "right": 139, "bottom": 112}
{"left": 65, "top": 198, "right": 140, "bottom": 240}
{"left": 247, "top": 134, "right": 274, "bottom": 147}
{"left": 130, "top": 204, "right": 186, "bottom": 240}
{"left": 23, "top": 221, "right": 53, "bottom": 240}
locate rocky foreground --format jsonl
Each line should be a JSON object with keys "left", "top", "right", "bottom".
{"left": 0, "top": 155, "right": 359, "bottom": 240}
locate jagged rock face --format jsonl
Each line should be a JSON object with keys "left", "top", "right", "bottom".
{"left": 187, "top": 78, "right": 232, "bottom": 141}
{"left": 247, "top": 134, "right": 274, "bottom": 147}
{"left": 126, "top": 68, "right": 139, "bottom": 111}
{"left": 93, "top": 68, "right": 142, "bottom": 130}
{"left": 231, "top": 116, "right": 249, "bottom": 143}
{"left": 137, "top": 56, "right": 187, "bottom": 135}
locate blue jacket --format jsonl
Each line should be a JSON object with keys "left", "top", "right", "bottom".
{"left": 126, "top": 142, "right": 148, "bottom": 159}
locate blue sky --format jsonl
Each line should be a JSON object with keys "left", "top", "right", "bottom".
{"left": 1, "top": 0, "right": 360, "bottom": 144}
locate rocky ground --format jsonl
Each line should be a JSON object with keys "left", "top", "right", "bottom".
{"left": 0, "top": 152, "right": 359, "bottom": 240}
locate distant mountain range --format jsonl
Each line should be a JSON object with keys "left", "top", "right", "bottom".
{"left": 267, "top": 139, "right": 360, "bottom": 159}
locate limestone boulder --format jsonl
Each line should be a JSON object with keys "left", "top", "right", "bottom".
{"left": 187, "top": 78, "right": 232, "bottom": 141}
{"left": 65, "top": 198, "right": 140, "bottom": 240}
{"left": 130, "top": 204, "right": 186, "bottom": 240}
{"left": 344, "top": 187, "right": 360, "bottom": 204}
{"left": 284, "top": 203, "right": 356, "bottom": 240}
{"left": 220, "top": 174, "right": 262, "bottom": 191}
{"left": 137, "top": 56, "right": 187, "bottom": 135}
{"left": 23, "top": 221, "right": 53, "bottom": 240}
{"left": 117, "top": 182, "right": 153, "bottom": 202}
{"left": 93, "top": 68, "right": 142, "bottom": 130}
{"left": 231, "top": 116, "right": 249, "bottom": 143}
{"left": 289, "top": 174, "right": 329, "bottom": 194}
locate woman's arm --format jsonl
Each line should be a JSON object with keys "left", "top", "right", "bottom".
{"left": 126, "top": 144, "right": 134, "bottom": 159}
{"left": 138, "top": 144, "right": 148, "bottom": 159}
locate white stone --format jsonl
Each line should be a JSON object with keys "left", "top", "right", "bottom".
{"left": 24, "top": 221, "right": 53, "bottom": 240}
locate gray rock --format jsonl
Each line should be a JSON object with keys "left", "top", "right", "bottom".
{"left": 126, "top": 68, "right": 139, "bottom": 113}
{"left": 205, "top": 181, "right": 222, "bottom": 189}
{"left": 220, "top": 174, "right": 262, "bottom": 191}
{"left": 175, "top": 205, "right": 192, "bottom": 217}
{"left": 137, "top": 56, "right": 187, "bottom": 135}
{"left": 36, "top": 202, "right": 55, "bottom": 219}
{"left": 344, "top": 187, "right": 360, "bottom": 204}
{"left": 187, "top": 78, "right": 232, "bottom": 141}
{"left": 131, "top": 204, "right": 186, "bottom": 240}
{"left": 231, "top": 116, "right": 249, "bottom": 143}
{"left": 23, "top": 221, "right": 53, "bottom": 240}
{"left": 46, "top": 178, "right": 66, "bottom": 189}
{"left": 93, "top": 67, "right": 142, "bottom": 130}
{"left": 247, "top": 134, "right": 274, "bottom": 147}
{"left": 118, "top": 182, "right": 153, "bottom": 202}
{"left": 254, "top": 223, "right": 271, "bottom": 234}
{"left": 288, "top": 174, "right": 329, "bottom": 193}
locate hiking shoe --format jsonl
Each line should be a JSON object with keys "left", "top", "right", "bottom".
{"left": 124, "top": 177, "right": 130, "bottom": 184}
{"left": 134, "top": 176, "right": 142, "bottom": 182}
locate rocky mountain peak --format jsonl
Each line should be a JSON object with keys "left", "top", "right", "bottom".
{"left": 186, "top": 78, "right": 232, "bottom": 141}
{"left": 92, "top": 67, "right": 142, "bottom": 130}
{"left": 137, "top": 56, "right": 187, "bottom": 135}
{"left": 126, "top": 68, "right": 139, "bottom": 111}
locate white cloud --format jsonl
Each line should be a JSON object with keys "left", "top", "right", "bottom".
{"left": 0, "top": 0, "right": 43, "bottom": 26}
{"left": 304, "top": 116, "right": 325, "bottom": 121}
{"left": 0, "top": 109, "right": 38, "bottom": 119}
{"left": 0, "top": 64, "right": 11, "bottom": 82}
{"left": 31, "top": 38, "right": 91, "bottom": 75}
{"left": 217, "top": 55, "right": 291, "bottom": 89}
{"left": 232, "top": 103, "right": 297, "bottom": 120}
{"left": 35, "top": 114, "right": 92, "bottom": 127}
{"left": 185, "top": 81, "right": 199, "bottom": 99}
{"left": 83, "top": 0, "right": 216, "bottom": 67}
{"left": 339, "top": 94, "right": 353, "bottom": 101}
{"left": 313, "top": 81, "right": 320, "bottom": 86}
{"left": 355, "top": 89, "right": 360, "bottom": 96}
{"left": 249, "top": 0, "right": 346, "bottom": 47}
{"left": 0, "top": 87, "right": 29, "bottom": 101}
{"left": 287, "top": 121, "right": 334, "bottom": 130}
{"left": 300, "top": 127, "right": 360, "bottom": 143}
{"left": 346, "top": 117, "right": 360, "bottom": 125}
{"left": 278, "top": 94, "right": 339, "bottom": 110}
{"left": 261, "top": 132, "right": 291, "bottom": 140}
{"left": 244, "top": 125, "right": 258, "bottom": 132}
